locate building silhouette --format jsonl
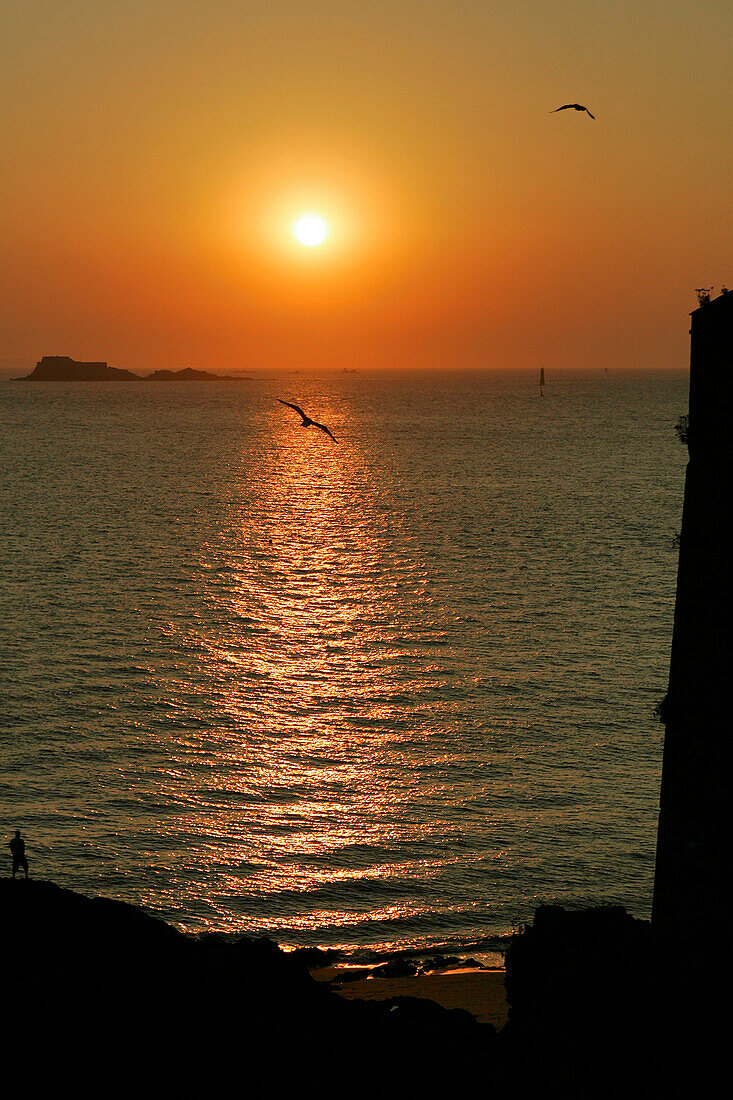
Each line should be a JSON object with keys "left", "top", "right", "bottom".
{"left": 652, "top": 289, "right": 731, "bottom": 940}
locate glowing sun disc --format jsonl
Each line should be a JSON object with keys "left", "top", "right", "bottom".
{"left": 293, "top": 214, "right": 328, "bottom": 247}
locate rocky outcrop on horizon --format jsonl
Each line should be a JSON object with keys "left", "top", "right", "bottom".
{"left": 144, "top": 366, "right": 223, "bottom": 381}
{"left": 23, "top": 355, "right": 140, "bottom": 381}
{"left": 18, "top": 356, "right": 242, "bottom": 381}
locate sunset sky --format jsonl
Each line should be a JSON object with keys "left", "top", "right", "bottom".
{"left": 1, "top": 1, "right": 730, "bottom": 372}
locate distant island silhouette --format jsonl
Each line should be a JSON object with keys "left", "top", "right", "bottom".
{"left": 17, "top": 356, "right": 247, "bottom": 382}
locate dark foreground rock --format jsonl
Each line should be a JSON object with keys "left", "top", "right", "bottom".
{"left": 2, "top": 883, "right": 721, "bottom": 1095}
{"left": 503, "top": 904, "right": 723, "bottom": 1094}
{"left": 1, "top": 880, "right": 491, "bottom": 1094}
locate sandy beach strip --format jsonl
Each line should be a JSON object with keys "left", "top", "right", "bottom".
{"left": 312, "top": 967, "right": 509, "bottom": 1029}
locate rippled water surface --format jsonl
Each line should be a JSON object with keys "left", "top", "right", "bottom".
{"left": 1, "top": 370, "right": 687, "bottom": 951}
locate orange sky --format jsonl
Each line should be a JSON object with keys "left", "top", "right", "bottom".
{"left": 1, "top": 1, "right": 730, "bottom": 372}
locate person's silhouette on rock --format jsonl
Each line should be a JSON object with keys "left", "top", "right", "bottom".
{"left": 9, "top": 831, "right": 29, "bottom": 879}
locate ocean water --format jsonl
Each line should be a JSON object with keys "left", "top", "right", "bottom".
{"left": 1, "top": 369, "right": 687, "bottom": 955}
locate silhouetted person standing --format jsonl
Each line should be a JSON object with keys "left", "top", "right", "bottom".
{"left": 10, "top": 830, "right": 28, "bottom": 879}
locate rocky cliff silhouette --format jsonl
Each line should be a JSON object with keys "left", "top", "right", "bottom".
{"left": 1, "top": 880, "right": 490, "bottom": 1093}
{"left": 3, "top": 880, "right": 720, "bottom": 1094}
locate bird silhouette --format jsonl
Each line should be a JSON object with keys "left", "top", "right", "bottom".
{"left": 277, "top": 399, "right": 337, "bottom": 441}
{"left": 551, "top": 103, "right": 595, "bottom": 119}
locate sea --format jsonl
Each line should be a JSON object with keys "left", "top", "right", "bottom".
{"left": 0, "top": 368, "right": 688, "bottom": 961}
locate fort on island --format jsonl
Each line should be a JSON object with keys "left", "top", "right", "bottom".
{"left": 25, "top": 356, "right": 139, "bottom": 381}
{"left": 20, "top": 356, "right": 231, "bottom": 381}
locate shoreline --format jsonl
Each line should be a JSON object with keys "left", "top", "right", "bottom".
{"left": 312, "top": 963, "right": 509, "bottom": 1028}
{"left": 5, "top": 878, "right": 715, "bottom": 1089}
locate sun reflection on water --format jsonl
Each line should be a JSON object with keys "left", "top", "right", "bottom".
{"left": 3, "top": 371, "right": 679, "bottom": 949}
{"left": 166, "top": 392, "right": 468, "bottom": 939}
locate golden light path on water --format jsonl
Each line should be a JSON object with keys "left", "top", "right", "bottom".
{"left": 0, "top": 371, "right": 681, "bottom": 953}
{"left": 154, "top": 392, "right": 488, "bottom": 943}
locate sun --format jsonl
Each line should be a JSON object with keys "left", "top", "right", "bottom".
{"left": 293, "top": 213, "right": 329, "bottom": 247}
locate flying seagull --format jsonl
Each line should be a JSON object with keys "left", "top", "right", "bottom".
{"left": 551, "top": 103, "right": 595, "bottom": 119}
{"left": 277, "top": 399, "right": 337, "bottom": 442}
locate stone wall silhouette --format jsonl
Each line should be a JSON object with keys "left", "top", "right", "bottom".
{"left": 653, "top": 290, "right": 732, "bottom": 940}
